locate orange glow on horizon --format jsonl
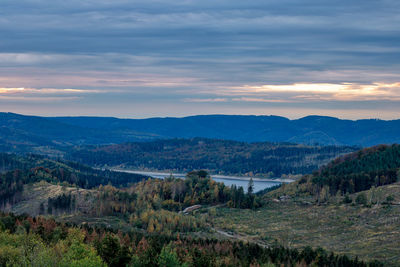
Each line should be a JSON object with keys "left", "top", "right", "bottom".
{"left": 228, "top": 82, "right": 400, "bottom": 101}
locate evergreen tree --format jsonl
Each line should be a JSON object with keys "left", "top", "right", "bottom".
{"left": 157, "top": 245, "right": 184, "bottom": 267}
{"left": 247, "top": 178, "right": 254, "bottom": 195}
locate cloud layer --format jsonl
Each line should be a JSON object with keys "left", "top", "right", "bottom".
{"left": 1, "top": 0, "right": 400, "bottom": 118}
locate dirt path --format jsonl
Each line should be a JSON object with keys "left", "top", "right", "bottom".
{"left": 212, "top": 227, "right": 268, "bottom": 248}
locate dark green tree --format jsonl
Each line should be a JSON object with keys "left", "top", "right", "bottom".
{"left": 96, "top": 234, "right": 127, "bottom": 267}
{"left": 247, "top": 178, "right": 254, "bottom": 195}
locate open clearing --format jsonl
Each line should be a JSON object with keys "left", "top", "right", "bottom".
{"left": 211, "top": 183, "right": 400, "bottom": 266}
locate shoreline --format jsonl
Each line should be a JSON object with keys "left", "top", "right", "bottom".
{"left": 110, "top": 168, "right": 295, "bottom": 183}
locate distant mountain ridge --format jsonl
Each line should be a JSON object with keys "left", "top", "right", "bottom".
{"left": 1, "top": 112, "right": 400, "bottom": 147}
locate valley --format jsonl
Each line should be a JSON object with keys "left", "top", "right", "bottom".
{"left": 0, "top": 123, "right": 399, "bottom": 266}
{"left": 2, "top": 0, "right": 400, "bottom": 265}
{"left": 69, "top": 138, "right": 355, "bottom": 178}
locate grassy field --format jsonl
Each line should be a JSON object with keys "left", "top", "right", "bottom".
{"left": 210, "top": 183, "right": 400, "bottom": 266}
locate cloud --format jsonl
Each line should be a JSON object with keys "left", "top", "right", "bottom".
{"left": 0, "top": 87, "right": 101, "bottom": 94}
{"left": 183, "top": 98, "right": 227, "bottom": 103}
{"left": 228, "top": 83, "right": 400, "bottom": 101}
{"left": 0, "top": 0, "right": 399, "bottom": 118}
{"left": 0, "top": 88, "right": 25, "bottom": 94}
{"left": 0, "top": 96, "right": 80, "bottom": 102}
{"left": 231, "top": 98, "right": 295, "bottom": 103}
{"left": 0, "top": 87, "right": 103, "bottom": 103}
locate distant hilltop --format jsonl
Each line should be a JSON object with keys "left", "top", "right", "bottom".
{"left": 1, "top": 112, "right": 400, "bottom": 147}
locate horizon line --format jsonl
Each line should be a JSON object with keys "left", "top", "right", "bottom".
{"left": 1, "top": 111, "right": 398, "bottom": 122}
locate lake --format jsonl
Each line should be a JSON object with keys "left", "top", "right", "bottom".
{"left": 113, "top": 169, "right": 288, "bottom": 193}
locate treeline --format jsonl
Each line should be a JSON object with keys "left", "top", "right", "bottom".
{"left": 0, "top": 153, "right": 148, "bottom": 205}
{"left": 0, "top": 156, "right": 260, "bottom": 235}
{"left": 1, "top": 153, "right": 149, "bottom": 188}
{"left": 69, "top": 138, "right": 356, "bottom": 177}
{"left": 310, "top": 144, "right": 400, "bottom": 195}
{"left": 1, "top": 167, "right": 260, "bottom": 234}
{"left": 47, "top": 193, "right": 76, "bottom": 214}
{"left": 91, "top": 171, "right": 260, "bottom": 234}
{"left": 0, "top": 212, "right": 383, "bottom": 267}
{"left": 0, "top": 153, "right": 38, "bottom": 172}
{"left": 100, "top": 170, "right": 259, "bottom": 212}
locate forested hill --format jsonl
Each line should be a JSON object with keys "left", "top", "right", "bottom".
{"left": 69, "top": 138, "right": 356, "bottom": 177}
{"left": 51, "top": 114, "right": 400, "bottom": 146}
{"left": 0, "top": 113, "right": 158, "bottom": 154}
{"left": 310, "top": 144, "right": 400, "bottom": 194}
{"left": 2, "top": 112, "right": 400, "bottom": 148}
{"left": 278, "top": 144, "right": 400, "bottom": 198}
{"left": 0, "top": 153, "right": 148, "bottom": 202}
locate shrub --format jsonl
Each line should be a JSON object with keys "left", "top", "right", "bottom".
{"left": 355, "top": 193, "right": 367, "bottom": 206}
{"left": 386, "top": 195, "right": 395, "bottom": 203}
{"left": 343, "top": 194, "right": 352, "bottom": 204}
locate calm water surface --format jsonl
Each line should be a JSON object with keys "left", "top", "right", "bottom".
{"left": 115, "top": 170, "right": 283, "bottom": 192}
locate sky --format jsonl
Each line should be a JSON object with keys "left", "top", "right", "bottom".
{"left": 1, "top": 0, "right": 400, "bottom": 119}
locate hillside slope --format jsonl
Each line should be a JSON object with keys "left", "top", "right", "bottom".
{"left": 69, "top": 138, "right": 356, "bottom": 177}
{"left": 0, "top": 112, "right": 159, "bottom": 153}
{"left": 271, "top": 144, "right": 400, "bottom": 200}
{"left": 213, "top": 182, "right": 400, "bottom": 266}
{"left": 312, "top": 144, "right": 400, "bottom": 193}
{"left": 0, "top": 153, "right": 148, "bottom": 208}
{"left": 2, "top": 112, "right": 400, "bottom": 147}
{"left": 211, "top": 145, "right": 400, "bottom": 265}
{"left": 51, "top": 114, "right": 400, "bottom": 146}
{"left": 0, "top": 149, "right": 395, "bottom": 265}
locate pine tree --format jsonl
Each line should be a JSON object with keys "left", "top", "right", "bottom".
{"left": 247, "top": 178, "right": 254, "bottom": 195}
